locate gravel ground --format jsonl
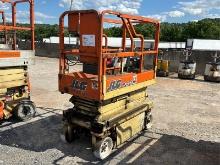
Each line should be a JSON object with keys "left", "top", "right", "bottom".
{"left": 0, "top": 57, "right": 219, "bottom": 165}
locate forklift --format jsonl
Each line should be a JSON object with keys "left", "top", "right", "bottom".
{"left": 59, "top": 10, "right": 160, "bottom": 159}
{"left": 0, "top": 0, "right": 36, "bottom": 121}
{"left": 157, "top": 49, "right": 169, "bottom": 77}
{"left": 178, "top": 49, "right": 196, "bottom": 79}
{"left": 204, "top": 52, "right": 220, "bottom": 82}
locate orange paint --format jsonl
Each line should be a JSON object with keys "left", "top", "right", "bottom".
{"left": 59, "top": 10, "right": 160, "bottom": 101}
{"left": 0, "top": 51, "right": 20, "bottom": 58}
{"left": 0, "top": 101, "right": 4, "bottom": 120}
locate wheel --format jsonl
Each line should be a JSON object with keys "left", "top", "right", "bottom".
{"left": 14, "top": 100, "right": 36, "bottom": 121}
{"left": 204, "top": 75, "right": 209, "bottom": 81}
{"left": 145, "top": 112, "right": 153, "bottom": 129}
{"left": 157, "top": 71, "right": 169, "bottom": 77}
{"left": 178, "top": 74, "right": 182, "bottom": 79}
{"left": 190, "top": 74, "right": 196, "bottom": 80}
{"left": 93, "top": 137, "right": 114, "bottom": 160}
{"left": 61, "top": 123, "right": 76, "bottom": 143}
{"left": 162, "top": 72, "right": 169, "bottom": 77}
{"left": 204, "top": 75, "right": 220, "bottom": 83}
{"left": 164, "top": 72, "right": 169, "bottom": 77}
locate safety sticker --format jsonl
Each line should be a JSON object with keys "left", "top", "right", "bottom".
{"left": 82, "top": 35, "right": 95, "bottom": 47}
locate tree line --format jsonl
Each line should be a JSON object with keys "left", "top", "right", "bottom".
{"left": 104, "top": 18, "right": 220, "bottom": 42}
{"left": 15, "top": 18, "right": 220, "bottom": 42}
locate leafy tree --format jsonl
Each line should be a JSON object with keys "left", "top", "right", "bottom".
{"left": 7, "top": 18, "right": 220, "bottom": 42}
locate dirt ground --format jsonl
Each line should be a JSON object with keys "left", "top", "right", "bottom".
{"left": 0, "top": 57, "right": 219, "bottom": 165}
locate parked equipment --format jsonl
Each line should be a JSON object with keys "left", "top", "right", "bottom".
{"left": 204, "top": 52, "right": 220, "bottom": 82}
{"left": 157, "top": 50, "right": 169, "bottom": 77}
{"left": 59, "top": 10, "right": 160, "bottom": 159}
{"left": 0, "top": 0, "right": 36, "bottom": 121}
{"left": 178, "top": 49, "right": 196, "bottom": 79}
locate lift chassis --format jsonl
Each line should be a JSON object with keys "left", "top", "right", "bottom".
{"left": 59, "top": 10, "right": 160, "bottom": 159}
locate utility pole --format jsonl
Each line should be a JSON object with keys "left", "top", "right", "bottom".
{"left": 69, "top": 0, "right": 74, "bottom": 44}
{"left": 70, "top": 0, "right": 73, "bottom": 11}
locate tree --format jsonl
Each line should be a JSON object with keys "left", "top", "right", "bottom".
{"left": 9, "top": 18, "right": 220, "bottom": 42}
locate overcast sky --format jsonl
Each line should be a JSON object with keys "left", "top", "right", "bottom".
{"left": 0, "top": 0, "right": 219, "bottom": 24}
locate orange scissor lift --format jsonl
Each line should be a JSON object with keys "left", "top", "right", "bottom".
{"left": 59, "top": 10, "right": 160, "bottom": 159}
{"left": 0, "top": 0, "right": 36, "bottom": 122}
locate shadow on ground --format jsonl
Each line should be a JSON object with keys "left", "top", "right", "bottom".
{"left": 0, "top": 108, "right": 219, "bottom": 165}
{"left": 167, "top": 74, "right": 220, "bottom": 84}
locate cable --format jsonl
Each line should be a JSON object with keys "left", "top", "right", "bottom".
{"left": 65, "top": 56, "right": 79, "bottom": 66}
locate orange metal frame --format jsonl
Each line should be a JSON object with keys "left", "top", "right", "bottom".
{"left": 0, "top": 101, "right": 3, "bottom": 120}
{"left": 0, "top": 0, "right": 35, "bottom": 50}
{"left": 59, "top": 10, "right": 160, "bottom": 101}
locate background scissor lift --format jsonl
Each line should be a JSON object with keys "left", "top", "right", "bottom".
{"left": 0, "top": 0, "right": 36, "bottom": 121}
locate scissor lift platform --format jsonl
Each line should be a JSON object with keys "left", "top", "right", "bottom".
{"left": 59, "top": 10, "right": 160, "bottom": 159}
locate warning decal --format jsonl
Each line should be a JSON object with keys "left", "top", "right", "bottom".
{"left": 82, "top": 35, "right": 95, "bottom": 47}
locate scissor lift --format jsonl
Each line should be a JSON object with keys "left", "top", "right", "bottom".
{"left": 178, "top": 49, "right": 196, "bottom": 79}
{"left": 157, "top": 50, "right": 169, "bottom": 77}
{"left": 204, "top": 52, "right": 220, "bottom": 82}
{"left": 0, "top": 0, "right": 36, "bottom": 121}
{"left": 59, "top": 10, "right": 160, "bottom": 159}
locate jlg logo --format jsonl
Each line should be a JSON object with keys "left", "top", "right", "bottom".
{"left": 108, "top": 80, "right": 122, "bottom": 91}
{"left": 107, "top": 75, "right": 137, "bottom": 92}
{"left": 72, "top": 80, "right": 88, "bottom": 91}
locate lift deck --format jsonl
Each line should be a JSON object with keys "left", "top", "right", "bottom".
{"left": 59, "top": 10, "right": 160, "bottom": 159}
{"left": 0, "top": 0, "right": 36, "bottom": 121}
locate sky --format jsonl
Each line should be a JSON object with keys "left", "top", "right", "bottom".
{"left": 0, "top": 0, "right": 219, "bottom": 24}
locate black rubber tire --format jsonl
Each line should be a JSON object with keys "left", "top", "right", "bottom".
{"left": 63, "top": 123, "right": 76, "bottom": 143}
{"left": 157, "top": 71, "right": 169, "bottom": 77}
{"left": 178, "top": 74, "right": 195, "bottom": 80}
{"left": 190, "top": 74, "right": 196, "bottom": 80}
{"left": 204, "top": 75, "right": 208, "bottom": 81}
{"left": 14, "top": 100, "right": 36, "bottom": 121}
{"left": 145, "top": 112, "right": 153, "bottom": 129}
{"left": 165, "top": 72, "right": 169, "bottom": 77}
{"left": 204, "top": 75, "right": 220, "bottom": 83}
